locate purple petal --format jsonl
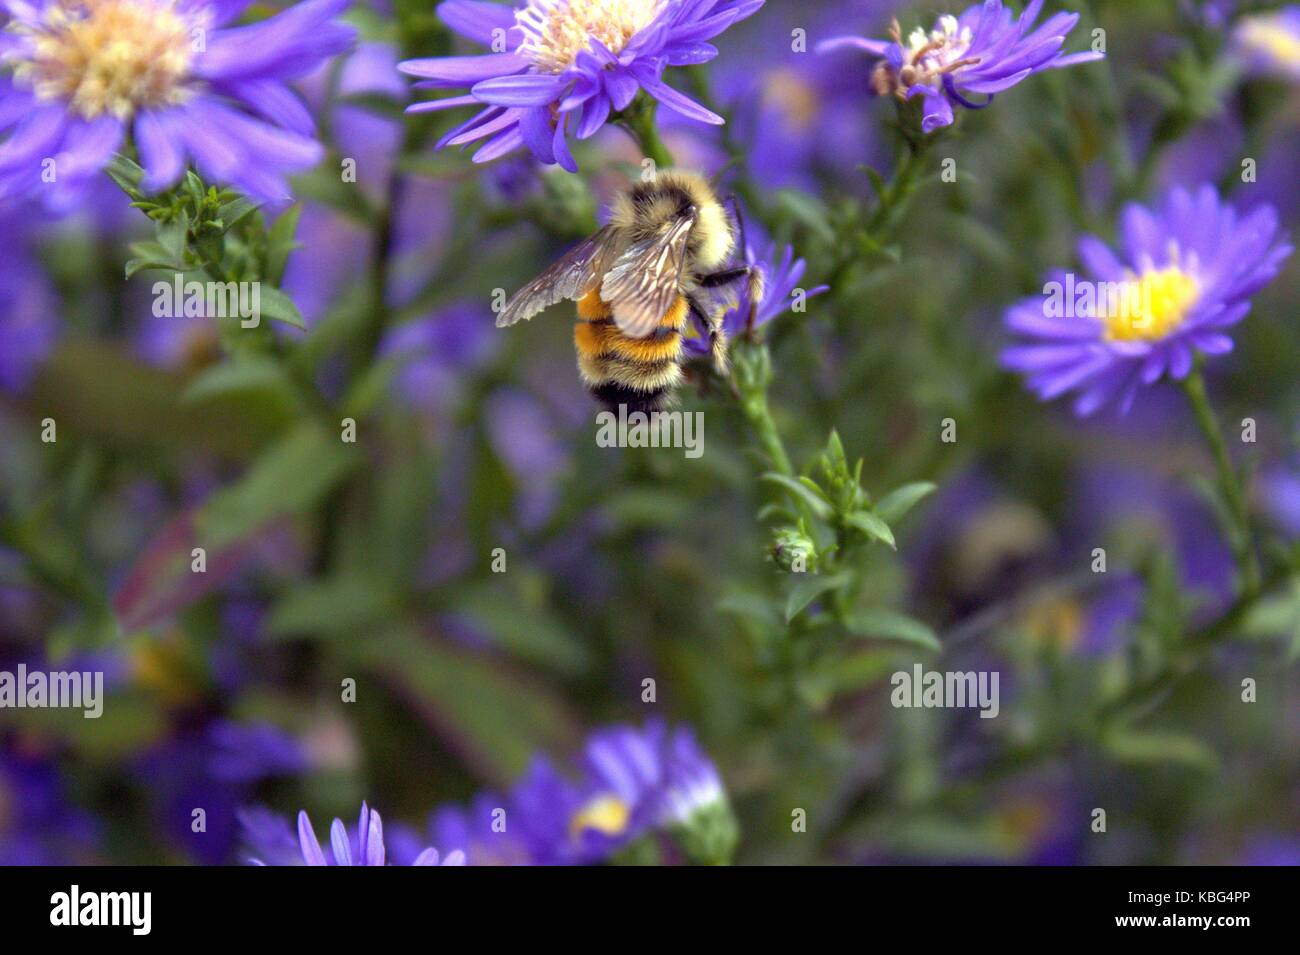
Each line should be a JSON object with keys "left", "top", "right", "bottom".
{"left": 330, "top": 818, "right": 353, "bottom": 866}
{"left": 398, "top": 53, "right": 529, "bottom": 83}
{"left": 471, "top": 73, "right": 569, "bottom": 107}
{"left": 134, "top": 110, "right": 185, "bottom": 192}
{"left": 297, "top": 811, "right": 327, "bottom": 866}
{"left": 640, "top": 76, "right": 724, "bottom": 125}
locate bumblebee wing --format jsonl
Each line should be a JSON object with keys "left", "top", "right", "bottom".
{"left": 599, "top": 213, "right": 696, "bottom": 339}
{"left": 496, "top": 226, "right": 618, "bottom": 328}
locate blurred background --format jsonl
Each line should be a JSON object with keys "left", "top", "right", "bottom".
{"left": 1, "top": 0, "right": 1298, "bottom": 865}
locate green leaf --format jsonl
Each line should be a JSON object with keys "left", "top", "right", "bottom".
{"left": 265, "top": 205, "right": 302, "bottom": 285}
{"left": 784, "top": 571, "right": 852, "bottom": 623}
{"left": 875, "top": 481, "right": 937, "bottom": 524}
{"left": 180, "top": 355, "right": 300, "bottom": 408}
{"left": 195, "top": 424, "right": 360, "bottom": 549}
{"left": 775, "top": 189, "right": 836, "bottom": 244}
{"left": 1101, "top": 728, "right": 1219, "bottom": 772}
{"left": 846, "top": 510, "right": 896, "bottom": 549}
{"left": 451, "top": 581, "right": 590, "bottom": 675}
{"left": 716, "top": 590, "right": 780, "bottom": 628}
{"left": 256, "top": 285, "right": 306, "bottom": 329}
{"left": 844, "top": 608, "right": 941, "bottom": 652}
{"left": 266, "top": 572, "right": 399, "bottom": 638}
{"left": 104, "top": 153, "right": 145, "bottom": 197}
{"left": 341, "top": 354, "right": 400, "bottom": 420}
{"left": 761, "top": 473, "right": 832, "bottom": 520}
{"left": 215, "top": 196, "right": 261, "bottom": 234}
{"left": 360, "top": 627, "right": 579, "bottom": 784}
{"left": 124, "top": 240, "right": 186, "bottom": 279}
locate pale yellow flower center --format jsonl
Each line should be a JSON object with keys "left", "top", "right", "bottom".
{"left": 9, "top": 0, "right": 198, "bottom": 120}
{"left": 516, "top": 0, "right": 665, "bottom": 74}
{"left": 1238, "top": 15, "right": 1300, "bottom": 69}
{"left": 873, "top": 14, "right": 980, "bottom": 97}
{"left": 569, "top": 794, "right": 631, "bottom": 839}
{"left": 761, "top": 67, "right": 818, "bottom": 131}
{"left": 1103, "top": 266, "right": 1200, "bottom": 343}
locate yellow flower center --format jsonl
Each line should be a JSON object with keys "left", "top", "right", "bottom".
{"left": 1104, "top": 266, "right": 1200, "bottom": 342}
{"left": 569, "top": 794, "right": 631, "bottom": 839}
{"left": 1238, "top": 15, "right": 1300, "bottom": 69}
{"left": 761, "top": 68, "right": 818, "bottom": 132}
{"left": 9, "top": 0, "right": 198, "bottom": 120}
{"left": 516, "top": 0, "right": 665, "bottom": 74}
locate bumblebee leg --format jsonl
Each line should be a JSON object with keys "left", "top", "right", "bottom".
{"left": 698, "top": 266, "right": 753, "bottom": 289}
{"left": 688, "top": 294, "right": 729, "bottom": 375}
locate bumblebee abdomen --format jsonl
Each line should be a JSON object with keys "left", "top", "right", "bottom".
{"left": 574, "top": 291, "right": 688, "bottom": 411}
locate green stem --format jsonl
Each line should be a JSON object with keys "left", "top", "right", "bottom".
{"left": 740, "top": 388, "right": 794, "bottom": 478}
{"left": 1181, "top": 366, "right": 1259, "bottom": 597}
{"left": 865, "top": 137, "right": 930, "bottom": 239}
{"left": 619, "top": 98, "right": 676, "bottom": 169}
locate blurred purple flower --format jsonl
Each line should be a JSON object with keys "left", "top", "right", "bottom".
{"left": 249, "top": 802, "right": 465, "bottom": 865}
{"left": 818, "top": 0, "right": 1103, "bottom": 133}
{"left": 279, "top": 177, "right": 453, "bottom": 328}
{"left": 1002, "top": 183, "right": 1292, "bottom": 416}
{"left": 139, "top": 719, "right": 307, "bottom": 864}
{"left": 299, "top": 40, "right": 407, "bottom": 201}
{"left": 0, "top": 746, "right": 100, "bottom": 864}
{"left": 1232, "top": 6, "right": 1300, "bottom": 82}
{"left": 484, "top": 387, "right": 571, "bottom": 529}
{"left": 0, "top": 213, "right": 58, "bottom": 393}
{"left": 379, "top": 303, "right": 498, "bottom": 410}
{"left": 389, "top": 791, "right": 531, "bottom": 866}
{"left": 1180, "top": 0, "right": 1236, "bottom": 31}
{"left": 505, "top": 719, "right": 732, "bottom": 864}
{"left": 0, "top": 0, "right": 356, "bottom": 206}
{"left": 707, "top": 0, "right": 888, "bottom": 190}
{"left": 398, "top": 0, "right": 763, "bottom": 171}
{"left": 1260, "top": 463, "right": 1300, "bottom": 537}
{"left": 207, "top": 720, "right": 309, "bottom": 782}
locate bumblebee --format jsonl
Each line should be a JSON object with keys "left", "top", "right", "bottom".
{"left": 496, "top": 170, "right": 762, "bottom": 412}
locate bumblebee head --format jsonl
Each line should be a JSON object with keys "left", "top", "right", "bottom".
{"left": 612, "top": 169, "right": 734, "bottom": 270}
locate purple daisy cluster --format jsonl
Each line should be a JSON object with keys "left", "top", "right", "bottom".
{"left": 819, "top": 0, "right": 1103, "bottom": 133}
{"left": 418, "top": 719, "right": 733, "bottom": 865}
{"left": 242, "top": 720, "right": 733, "bottom": 866}
{"left": 0, "top": 0, "right": 356, "bottom": 205}
{"left": 247, "top": 801, "right": 466, "bottom": 866}
{"left": 398, "top": 0, "right": 763, "bottom": 171}
{"left": 1002, "top": 183, "right": 1292, "bottom": 416}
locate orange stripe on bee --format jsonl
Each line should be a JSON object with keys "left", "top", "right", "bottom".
{"left": 574, "top": 320, "right": 682, "bottom": 362}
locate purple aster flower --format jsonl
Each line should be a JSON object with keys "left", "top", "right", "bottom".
{"left": 1232, "top": 6, "right": 1300, "bottom": 82}
{"left": 818, "top": 0, "right": 1104, "bottom": 134}
{"left": 398, "top": 0, "right": 764, "bottom": 172}
{"left": 683, "top": 227, "right": 827, "bottom": 356}
{"left": 249, "top": 802, "right": 466, "bottom": 866}
{"left": 0, "top": 0, "right": 356, "bottom": 206}
{"left": 707, "top": 0, "right": 889, "bottom": 191}
{"left": 574, "top": 719, "right": 731, "bottom": 843}
{"left": 1001, "top": 183, "right": 1292, "bottom": 416}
